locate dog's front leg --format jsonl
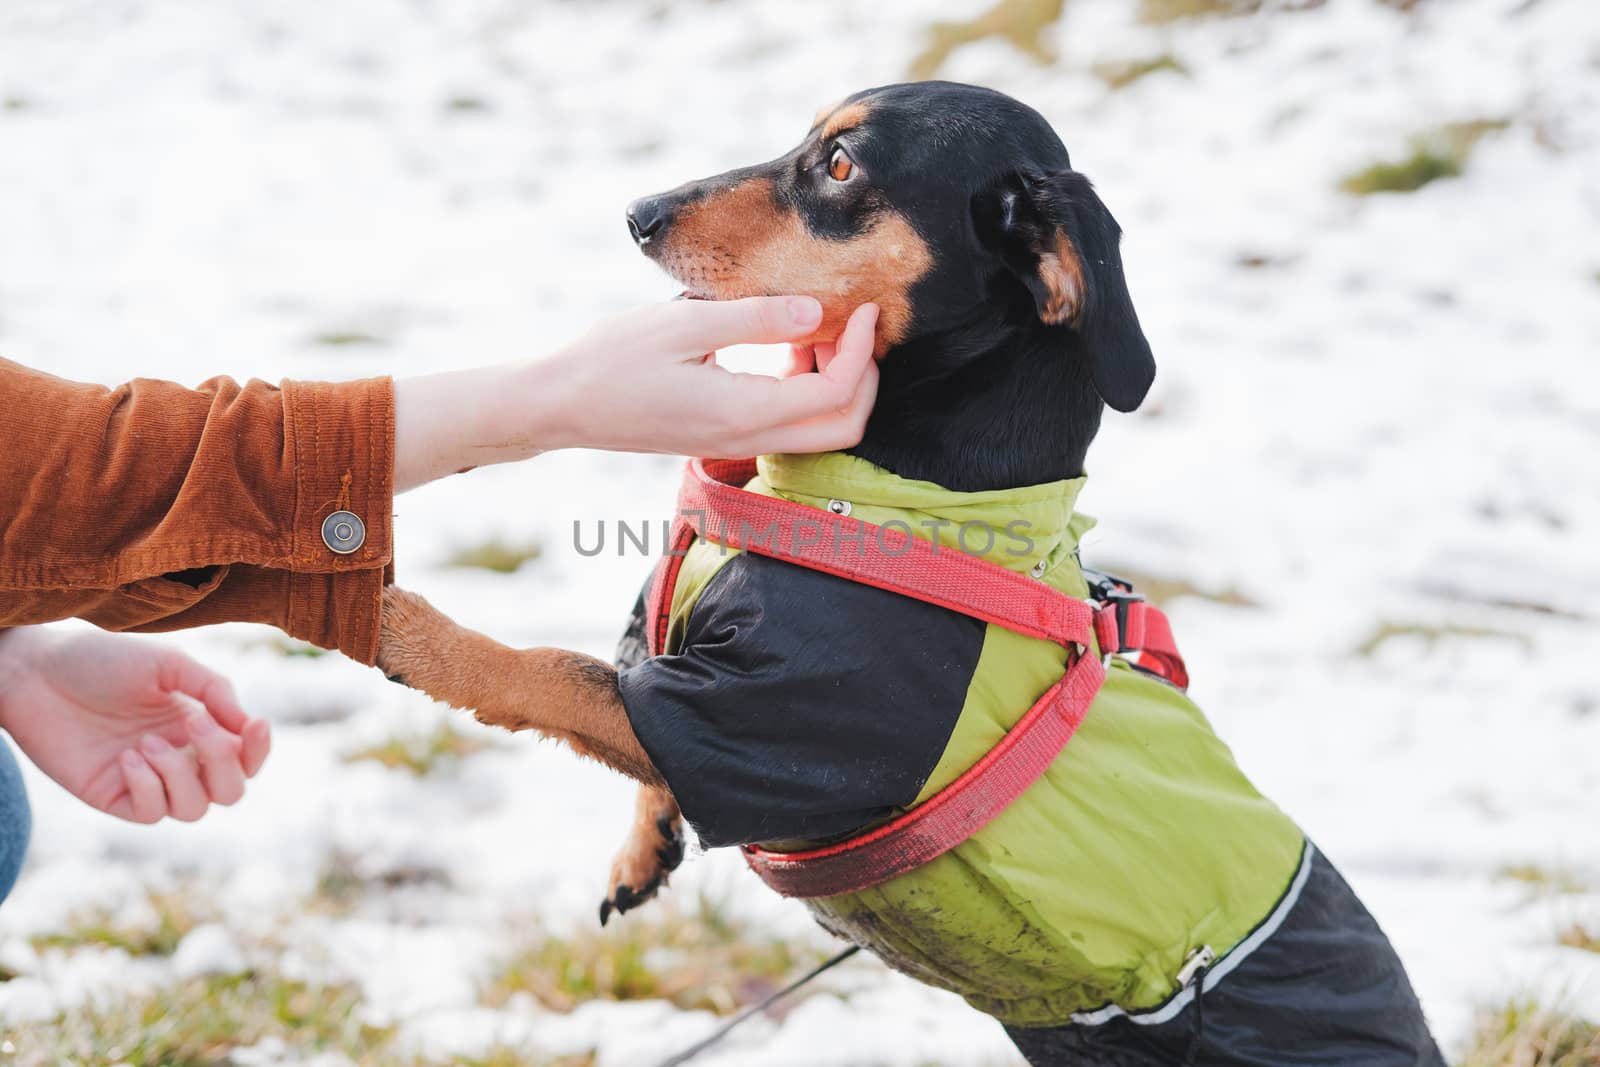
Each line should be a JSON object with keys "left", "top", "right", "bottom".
{"left": 377, "top": 586, "right": 665, "bottom": 787}
{"left": 600, "top": 785, "right": 684, "bottom": 925}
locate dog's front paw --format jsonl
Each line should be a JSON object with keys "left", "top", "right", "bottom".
{"left": 599, "top": 810, "right": 685, "bottom": 926}
{"left": 376, "top": 585, "right": 452, "bottom": 688}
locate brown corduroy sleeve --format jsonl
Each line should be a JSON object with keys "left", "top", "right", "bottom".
{"left": 0, "top": 358, "right": 394, "bottom": 663}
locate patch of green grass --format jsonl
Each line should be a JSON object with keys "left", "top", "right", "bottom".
{"left": 1094, "top": 54, "right": 1189, "bottom": 90}
{"left": 1340, "top": 119, "right": 1510, "bottom": 195}
{"left": 1340, "top": 145, "right": 1460, "bottom": 195}
{"left": 1086, "top": 565, "right": 1257, "bottom": 609}
{"left": 3, "top": 96, "right": 29, "bottom": 111}
{"left": 4, "top": 967, "right": 595, "bottom": 1067}
{"left": 262, "top": 635, "right": 328, "bottom": 658}
{"left": 1499, "top": 865, "right": 1592, "bottom": 895}
{"left": 7, "top": 973, "right": 388, "bottom": 1067}
{"left": 1460, "top": 1000, "right": 1600, "bottom": 1067}
{"left": 1558, "top": 922, "right": 1600, "bottom": 954}
{"left": 1352, "top": 620, "right": 1528, "bottom": 658}
{"left": 443, "top": 95, "right": 491, "bottom": 113}
{"left": 485, "top": 893, "right": 825, "bottom": 1016}
{"left": 343, "top": 721, "right": 501, "bottom": 777}
{"left": 312, "top": 330, "right": 386, "bottom": 347}
{"left": 32, "top": 888, "right": 209, "bottom": 958}
{"left": 909, "top": 0, "right": 1064, "bottom": 80}
{"left": 443, "top": 537, "right": 544, "bottom": 574}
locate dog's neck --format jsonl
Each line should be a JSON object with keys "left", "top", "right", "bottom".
{"left": 846, "top": 298, "right": 1104, "bottom": 493}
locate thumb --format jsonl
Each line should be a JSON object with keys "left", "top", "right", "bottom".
{"left": 659, "top": 295, "right": 824, "bottom": 353}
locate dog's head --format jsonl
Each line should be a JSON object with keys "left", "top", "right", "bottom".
{"left": 627, "top": 81, "right": 1154, "bottom": 413}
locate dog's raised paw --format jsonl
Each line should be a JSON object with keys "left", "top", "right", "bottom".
{"left": 599, "top": 878, "right": 660, "bottom": 927}
{"left": 600, "top": 810, "right": 683, "bottom": 926}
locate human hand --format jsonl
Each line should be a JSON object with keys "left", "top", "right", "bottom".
{"left": 392, "top": 298, "right": 880, "bottom": 491}
{"left": 538, "top": 297, "right": 881, "bottom": 457}
{"left": 0, "top": 629, "right": 270, "bottom": 824}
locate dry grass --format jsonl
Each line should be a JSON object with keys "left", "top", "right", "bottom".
{"left": 4, "top": 970, "right": 594, "bottom": 1067}
{"left": 1557, "top": 922, "right": 1600, "bottom": 954}
{"left": 1094, "top": 54, "right": 1189, "bottom": 90}
{"left": 1137, "top": 0, "right": 1268, "bottom": 23}
{"left": 443, "top": 537, "right": 544, "bottom": 574}
{"left": 343, "top": 720, "right": 501, "bottom": 776}
{"left": 484, "top": 894, "right": 825, "bottom": 1017}
{"left": 1340, "top": 118, "right": 1510, "bottom": 195}
{"left": 7, "top": 973, "right": 387, "bottom": 1067}
{"left": 397, "top": 1051, "right": 594, "bottom": 1067}
{"left": 32, "top": 886, "right": 211, "bottom": 958}
{"left": 1352, "top": 620, "right": 1528, "bottom": 658}
{"left": 909, "top": 0, "right": 1064, "bottom": 80}
{"left": 310, "top": 847, "right": 455, "bottom": 916}
{"left": 1459, "top": 1001, "right": 1600, "bottom": 1067}
{"left": 1499, "top": 865, "right": 1592, "bottom": 896}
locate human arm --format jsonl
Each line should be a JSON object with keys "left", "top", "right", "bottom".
{"left": 0, "top": 358, "right": 393, "bottom": 661}
{"left": 0, "top": 297, "right": 878, "bottom": 662}
{"left": 391, "top": 298, "right": 879, "bottom": 491}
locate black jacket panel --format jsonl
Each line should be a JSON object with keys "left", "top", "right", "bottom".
{"left": 616, "top": 552, "right": 985, "bottom": 848}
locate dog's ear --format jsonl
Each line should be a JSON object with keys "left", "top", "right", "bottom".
{"left": 974, "top": 170, "right": 1155, "bottom": 412}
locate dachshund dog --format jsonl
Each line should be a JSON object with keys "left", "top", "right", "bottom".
{"left": 377, "top": 82, "right": 1443, "bottom": 1065}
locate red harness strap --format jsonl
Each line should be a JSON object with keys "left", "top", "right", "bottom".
{"left": 645, "top": 458, "right": 1187, "bottom": 899}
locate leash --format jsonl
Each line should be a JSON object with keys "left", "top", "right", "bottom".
{"left": 650, "top": 945, "right": 862, "bottom": 1067}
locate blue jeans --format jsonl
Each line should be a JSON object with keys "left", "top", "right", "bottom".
{"left": 0, "top": 737, "right": 30, "bottom": 903}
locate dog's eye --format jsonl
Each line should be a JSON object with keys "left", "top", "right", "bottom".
{"left": 827, "top": 147, "right": 855, "bottom": 183}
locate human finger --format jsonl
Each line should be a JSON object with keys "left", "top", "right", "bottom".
{"left": 782, "top": 345, "right": 818, "bottom": 379}
{"left": 755, "top": 352, "right": 879, "bottom": 454}
{"left": 139, "top": 733, "right": 208, "bottom": 823}
{"left": 755, "top": 303, "right": 880, "bottom": 425}
{"left": 655, "top": 295, "right": 824, "bottom": 353}
{"left": 116, "top": 749, "right": 167, "bottom": 824}
{"left": 158, "top": 652, "right": 249, "bottom": 736}
{"left": 240, "top": 719, "right": 272, "bottom": 778}
{"left": 187, "top": 710, "right": 246, "bottom": 806}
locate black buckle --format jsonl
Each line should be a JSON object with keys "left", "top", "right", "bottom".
{"left": 1083, "top": 569, "right": 1145, "bottom": 655}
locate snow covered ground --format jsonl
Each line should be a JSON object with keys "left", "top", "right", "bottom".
{"left": 1, "top": 0, "right": 1598, "bottom": 1062}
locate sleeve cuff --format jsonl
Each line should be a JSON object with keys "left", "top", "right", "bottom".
{"left": 280, "top": 376, "right": 396, "bottom": 663}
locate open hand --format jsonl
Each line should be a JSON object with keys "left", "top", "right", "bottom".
{"left": 0, "top": 629, "right": 270, "bottom": 823}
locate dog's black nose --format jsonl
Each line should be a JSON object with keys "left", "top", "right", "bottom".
{"left": 626, "top": 197, "right": 670, "bottom": 245}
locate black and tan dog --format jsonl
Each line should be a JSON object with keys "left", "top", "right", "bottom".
{"left": 378, "top": 82, "right": 1443, "bottom": 1065}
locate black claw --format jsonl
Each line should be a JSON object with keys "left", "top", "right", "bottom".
{"left": 599, "top": 899, "right": 613, "bottom": 926}
{"left": 655, "top": 815, "right": 686, "bottom": 872}
{"left": 383, "top": 671, "right": 407, "bottom": 687}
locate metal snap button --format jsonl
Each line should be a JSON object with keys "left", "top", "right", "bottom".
{"left": 321, "top": 510, "right": 366, "bottom": 555}
{"left": 827, "top": 499, "right": 852, "bottom": 517}
{"left": 1029, "top": 559, "right": 1048, "bottom": 578}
